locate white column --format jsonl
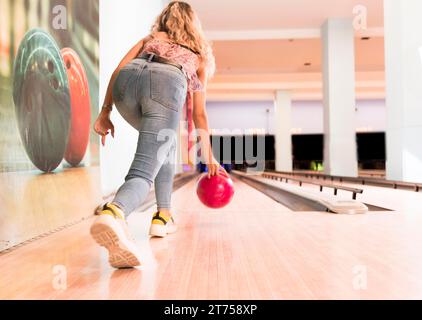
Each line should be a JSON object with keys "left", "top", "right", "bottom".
{"left": 275, "top": 91, "right": 292, "bottom": 172}
{"left": 384, "top": 0, "right": 422, "bottom": 182}
{"left": 321, "top": 19, "right": 358, "bottom": 177}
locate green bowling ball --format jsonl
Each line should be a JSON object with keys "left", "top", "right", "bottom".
{"left": 13, "top": 29, "right": 71, "bottom": 173}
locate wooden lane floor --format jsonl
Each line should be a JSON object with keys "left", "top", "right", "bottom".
{"left": 1, "top": 177, "right": 422, "bottom": 299}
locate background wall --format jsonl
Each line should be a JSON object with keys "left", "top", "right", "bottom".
{"left": 0, "top": 0, "right": 166, "bottom": 252}
{"left": 0, "top": 0, "right": 101, "bottom": 251}
{"left": 99, "top": 0, "right": 164, "bottom": 196}
{"left": 206, "top": 100, "right": 275, "bottom": 135}
{"left": 206, "top": 99, "right": 387, "bottom": 135}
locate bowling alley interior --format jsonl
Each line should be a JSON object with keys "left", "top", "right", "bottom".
{"left": 1, "top": 0, "right": 422, "bottom": 302}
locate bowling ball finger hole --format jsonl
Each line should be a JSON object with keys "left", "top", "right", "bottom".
{"left": 66, "top": 60, "right": 71, "bottom": 69}
{"left": 50, "top": 77, "right": 59, "bottom": 90}
{"left": 47, "top": 60, "right": 55, "bottom": 73}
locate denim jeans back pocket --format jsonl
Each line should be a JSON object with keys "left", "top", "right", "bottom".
{"left": 150, "top": 69, "right": 187, "bottom": 112}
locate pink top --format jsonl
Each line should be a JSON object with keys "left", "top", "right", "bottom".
{"left": 140, "top": 38, "right": 204, "bottom": 92}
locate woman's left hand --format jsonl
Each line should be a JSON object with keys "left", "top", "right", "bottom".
{"left": 94, "top": 110, "right": 115, "bottom": 146}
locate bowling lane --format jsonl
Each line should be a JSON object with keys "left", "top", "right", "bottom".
{"left": 0, "top": 177, "right": 291, "bottom": 300}
{"left": 330, "top": 180, "right": 422, "bottom": 212}
{"left": 2, "top": 177, "right": 422, "bottom": 299}
{"left": 273, "top": 173, "right": 422, "bottom": 213}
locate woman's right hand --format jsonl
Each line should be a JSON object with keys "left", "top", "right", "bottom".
{"left": 94, "top": 109, "right": 115, "bottom": 146}
{"left": 206, "top": 157, "right": 228, "bottom": 178}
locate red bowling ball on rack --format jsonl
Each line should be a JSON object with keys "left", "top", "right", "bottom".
{"left": 196, "top": 170, "right": 235, "bottom": 209}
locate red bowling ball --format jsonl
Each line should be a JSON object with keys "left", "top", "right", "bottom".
{"left": 196, "top": 171, "right": 235, "bottom": 209}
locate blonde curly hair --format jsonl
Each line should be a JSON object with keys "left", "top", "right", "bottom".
{"left": 151, "top": 1, "right": 216, "bottom": 78}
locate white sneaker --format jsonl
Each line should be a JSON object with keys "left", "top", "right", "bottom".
{"left": 149, "top": 211, "right": 178, "bottom": 238}
{"left": 90, "top": 203, "right": 141, "bottom": 268}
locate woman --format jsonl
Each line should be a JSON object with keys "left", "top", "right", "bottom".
{"left": 90, "top": 1, "right": 225, "bottom": 269}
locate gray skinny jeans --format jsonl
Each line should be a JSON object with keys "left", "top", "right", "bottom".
{"left": 111, "top": 56, "right": 187, "bottom": 218}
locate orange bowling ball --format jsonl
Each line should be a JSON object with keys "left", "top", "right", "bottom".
{"left": 61, "top": 48, "right": 91, "bottom": 167}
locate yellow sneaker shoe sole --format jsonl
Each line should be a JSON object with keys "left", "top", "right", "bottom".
{"left": 90, "top": 215, "right": 141, "bottom": 268}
